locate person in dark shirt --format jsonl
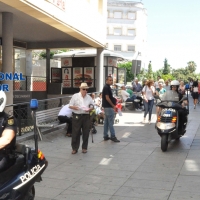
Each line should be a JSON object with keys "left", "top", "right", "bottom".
{"left": 102, "top": 76, "right": 120, "bottom": 142}
{"left": 0, "top": 91, "right": 17, "bottom": 172}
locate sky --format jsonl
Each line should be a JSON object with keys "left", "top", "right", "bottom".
{"left": 141, "top": 0, "right": 200, "bottom": 73}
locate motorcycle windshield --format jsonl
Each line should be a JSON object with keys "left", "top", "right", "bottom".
{"left": 160, "top": 90, "right": 179, "bottom": 102}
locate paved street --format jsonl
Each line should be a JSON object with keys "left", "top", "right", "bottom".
{"left": 19, "top": 96, "right": 200, "bottom": 200}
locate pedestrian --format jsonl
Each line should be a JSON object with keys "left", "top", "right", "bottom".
{"left": 69, "top": 82, "right": 94, "bottom": 154}
{"left": 198, "top": 80, "right": 200, "bottom": 104}
{"left": 189, "top": 79, "right": 193, "bottom": 96}
{"left": 192, "top": 80, "right": 198, "bottom": 109}
{"left": 132, "top": 78, "right": 142, "bottom": 94}
{"left": 154, "top": 76, "right": 161, "bottom": 91}
{"left": 142, "top": 80, "right": 155, "bottom": 124}
{"left": 178, "top": 81, "right": 185, "bottom": 94}
{"left": 121, "top": 85, "right": 142, "bottom": 111}
{"left": 102, "top": 76, "right": 120, "bottom": 142}
{"left": 58, "top": 104, "right": 73, "bottom": 137}
{"left": 155, "top": 81, "right": 166, "bottom": 119}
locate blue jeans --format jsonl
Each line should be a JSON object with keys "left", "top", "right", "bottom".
{"left": 126, "top": 95, "right": 139, "bottom": 109}
{"left": 143, "top": 99, "right": 154, "bottom": 120}
{"left": 103, "top": 107, "right": 116, "bottom": 138}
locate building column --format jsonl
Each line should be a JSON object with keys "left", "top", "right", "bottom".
{"left": 26, "top": 50, "right": 33, "bottom": 90}
{"left": 46, "top": 49, "right": 50, "bottom": 95}
{"left": 96, "top": 48, "right": 104, "bottom": 92}
{"left": 2, "top": 12, "right": 13, "bottom": 106}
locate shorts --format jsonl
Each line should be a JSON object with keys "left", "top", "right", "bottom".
{"left": 192, "top": 92, "right": 198, "bottom": 99}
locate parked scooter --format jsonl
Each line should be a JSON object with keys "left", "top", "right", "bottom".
{"left": 0, "top": 99, "right": 48, "bottom": 200}
{"left": 155, "top": 90, "right": 189, "bottom": 152}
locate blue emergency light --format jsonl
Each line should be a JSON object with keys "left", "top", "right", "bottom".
{"left": 30, "top": 99, "right": 38, "bottom": 110}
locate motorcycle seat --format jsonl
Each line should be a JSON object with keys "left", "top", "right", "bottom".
{"left": 0, "top": 155, "right": 25, "bottom": 187}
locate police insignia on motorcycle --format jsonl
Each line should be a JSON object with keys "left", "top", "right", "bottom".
{"left": 0, "top": 92, "right": 48, "bottom": 200}
{"left": 155, "top": 80, "right": 189, "bottom": 152}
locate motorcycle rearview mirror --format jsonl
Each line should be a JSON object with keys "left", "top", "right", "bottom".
{"left": 30, "top": 99, "right": 38, "bottom": 156}
{"left": 154, "top": 95, "right": 161, "bottom": 100}
{"left": 178, "top": 96, "right": 188, "bottom": 103}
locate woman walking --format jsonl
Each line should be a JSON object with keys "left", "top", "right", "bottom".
{"left": 192, "top": 80, "right": 198, "bottom": 109}
{"left": 155, "top": 81, "right": 166, "bottom": 119}
{"left": 142, "top": 80, "right": 155, "bottom": 124}
{"left": 178, "top": 81, "right": 185, "bottom": 100}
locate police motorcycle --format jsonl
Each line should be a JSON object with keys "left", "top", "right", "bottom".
{"left": 155, "top": 82, "right": 189, "bottom": 152}
{"left": 0, "top": 99, "right": 48, "bottom": 200}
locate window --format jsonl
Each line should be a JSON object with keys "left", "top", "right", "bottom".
{"left": 114, "top": 45, "right": 121, "bottom": 51}
{"left": 128, "top": 12, "right": 136, "bottom": 19}
{"left": 127, "top": 29, "right": 135, "bottom": 36}
{"left": 114, "top": 28, "right": 122, "bottom": 35}
{"left": 128, "top": 46, "right": 135, "bottom": 52}
{"left": 114, "top": 11, "right": 122, "bottom": 19}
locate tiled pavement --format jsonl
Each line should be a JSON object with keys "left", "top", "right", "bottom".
{"left": 19, "top": 95, "right": 200, "bottom": 200}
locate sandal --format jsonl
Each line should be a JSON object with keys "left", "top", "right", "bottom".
{"left": 82, "top": 149, "right": 87, "bottom": 153}
{"left": 71, "top": 150, "right": 78, "bottom": 154}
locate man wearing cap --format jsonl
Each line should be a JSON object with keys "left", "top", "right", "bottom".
{"left": 69, "top": 82, "right": 94, "bottom": 154}
{"left": 132, "top": 78, "right": 142, "bottom": 93}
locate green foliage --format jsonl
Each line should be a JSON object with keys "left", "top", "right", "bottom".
{"left": 186, "top": 61, "right": 197, "bottom": 73}
{"left": 118, "top": 61, "right": 134, "bottom": 81}
{"left": 39, "top": 51, "right": 55, "bottom": 59}
{"left": 39, "top": 49, "right": 69, "bottom": 59}
{"left": 118, "top": 59, "right": 198, "bottom": 84}
{"left": 161, "top": 74, "right": 174, "bottom": 81}
{"left": 147, "top": 61, "right": 153, "bottom": 79}
{"left": 163, "top": 58, "right": 170, "bottom": 74}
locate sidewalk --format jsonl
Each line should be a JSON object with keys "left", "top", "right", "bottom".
{"left": 20, "top": 96, "right": 200, "bottom": 200}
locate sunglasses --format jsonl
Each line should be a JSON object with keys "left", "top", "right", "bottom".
{"left": 82, "top": 88, "right": 88, "bottom": 91}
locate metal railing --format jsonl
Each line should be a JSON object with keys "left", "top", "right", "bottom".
{"left": 6, "top": 92, "right": 102, "bottom": 137}
{"left": 14, "top": 76, "right": 46, "bottom": 91}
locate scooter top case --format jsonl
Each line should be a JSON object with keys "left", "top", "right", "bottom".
{"left": 0, "top": 144, "right": 48, "bottom": 200}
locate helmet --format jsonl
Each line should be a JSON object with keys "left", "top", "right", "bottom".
{"left": 0, "top": 91, "right": 6, "bottom": 112}
{"left": 170, "top": 80, "right": 179, "bottom": 86}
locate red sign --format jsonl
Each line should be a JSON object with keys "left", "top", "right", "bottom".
{"left": 47, "top": 0, "right": 66, "bottom": 11}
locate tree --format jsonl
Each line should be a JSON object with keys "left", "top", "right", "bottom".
{"left": 163, "top": 58, "right": 170, "bottom": 74}
{"left": 118, "top": 61, "right": 134, "bottom": 82}
{"left": 147, "top": 61, "right": 153, "bottom": 79}
{"left": 186, "top": 61, "right": 197, "bottom": 73}
{"left": 38, "top": 49, "right": 69, "bottom": 59}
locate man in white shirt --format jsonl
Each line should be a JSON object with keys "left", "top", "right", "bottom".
{"left": 58, "top": 104, "right": 73, "bottom": 137}
{"left": 121, "top": 86, "right": 142, "bottom": 111}
{"left": 69, "top": 82, "right": 94, "bottom": 154}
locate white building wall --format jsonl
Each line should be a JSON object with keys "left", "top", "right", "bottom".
{"left": 24, "top": 0, "right": 107, "bottom": 46}
{"left": 106, "top": 0, "right": 147, "bottom": 68}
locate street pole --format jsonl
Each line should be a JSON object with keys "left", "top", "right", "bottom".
{"left": 134, "top": 52, "right": 141, "bottom": 79}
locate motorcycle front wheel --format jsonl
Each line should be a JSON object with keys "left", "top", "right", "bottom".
{"left": 23, "top": 185, "right": 35, "bottom": 200}
{"left": 161, "top": 135, "right": 168, "bottom": 152}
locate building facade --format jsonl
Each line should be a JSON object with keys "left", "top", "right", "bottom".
{"left": 0, "top": 0, "right": 107, "bottom": 104}
{"left": 106, "top": 0, "right": 147, "bottom": 69}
